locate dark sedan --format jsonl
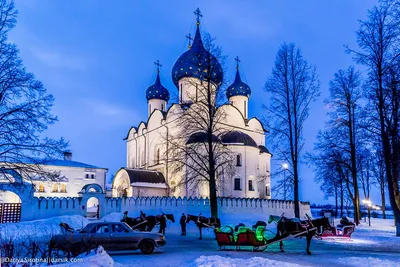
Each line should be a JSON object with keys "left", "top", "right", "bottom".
{"left": 50, "top": 222, "right": 166, "bottom": 256}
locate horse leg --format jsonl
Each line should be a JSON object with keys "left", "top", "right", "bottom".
{"left": 199, "top": 227, "right": 202, "bottom": 240}
{"left": 306, "top": 232, "right": 313, "bottom": 255}
{"left": 280, "top": 240, "right": 284, "bottom": 252}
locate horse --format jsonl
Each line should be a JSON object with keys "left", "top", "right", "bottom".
{"left": 268, "top": 214, "right": 330, "bottom": 255}
{"left": 186, "top": 214, "right": 221, "bottom": 240}
{"left": 145, "top": 214, "right": 175, "bottom": 234}
{"left": 121, "top": 216, "right": 147, "bottom": 231}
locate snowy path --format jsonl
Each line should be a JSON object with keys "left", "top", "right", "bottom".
{"left": 109, "top": 218, "right": 400, "bottom": 267}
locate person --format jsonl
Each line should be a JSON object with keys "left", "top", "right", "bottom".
{"left": 159, "top": 214, "right": 167, "bottom": 235}
{"left": 140, "top": 211, "right": 146, "bottom": 221}
{"left": 180, "top": 213, "right": 187, "bottom": 236}
{"left": 123, "top": 211, "right": 128, "bottom": 221}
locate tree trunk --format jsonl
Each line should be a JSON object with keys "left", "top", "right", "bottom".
{"left": 209, "top": 172, "right": 218, "bottom": 218}
{"left": 381, "top": 187, "right": 386, "bottom": 219}
{"left": 293, "top": 163, "right": 300, "bottom": 218}
{"left": 340, "top": 181, "right": 344, "bottom": 218}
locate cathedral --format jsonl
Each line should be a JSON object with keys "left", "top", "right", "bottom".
{"left": 112, "top": 10, "right": 272, "bottom": 199}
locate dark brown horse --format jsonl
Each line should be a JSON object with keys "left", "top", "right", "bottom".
{"left": 146, "top": 214, "right": 175, "bottom": 234}
{"left": 186, "top": 214, "right": 221, "bottom": 240}
{"left": 268, "top": 215, "right": 329, "bottom": 255}
{"left": 121, "top": 216, "right": 147, "bottom": 231}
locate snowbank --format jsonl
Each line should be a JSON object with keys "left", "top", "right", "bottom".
{"left": 188, "top": 255, "right": 305, "bottom": 267}
{"left": 54, "top": 246, "right": 114, "bottom": 267}
{"left": 338, "top": 257, "right": 400, "bottom": 267}
{"left": 0, "top": 215, "right": 89, "bottom": 242}
{"left": 100, "top": 212, "right": 123, "bottom": 222}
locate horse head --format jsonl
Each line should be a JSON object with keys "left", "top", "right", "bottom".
{"left": 166, "top": 214, "right": 175, "bottom": 223}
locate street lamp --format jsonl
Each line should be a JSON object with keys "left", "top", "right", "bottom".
{"left": 282, "top": 163, "right": 289, "bottom": 201}
{"left": 362, "top": 199, "right": 372, "bottom": 226}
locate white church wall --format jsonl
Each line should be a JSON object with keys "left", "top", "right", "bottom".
{"left": 228, "top": 95, "right": 248, "bottom": 119}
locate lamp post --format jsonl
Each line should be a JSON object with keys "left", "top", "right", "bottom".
{"left": 362, "top": 199, "right": 372, "bottom": 226}
{"left": 282, "top": 163, "right": 289, "bottom": 201}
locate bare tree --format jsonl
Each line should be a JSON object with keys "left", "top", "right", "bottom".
{"left": 371, "top": 143, "right": 387, "bottom": 218}
{"left": 347, "top": 0, "right": 400, "bottom": 234}
{"left": 264, "top": 42, "right": 320, "bottom": 218}
{"left": 0, "top": 0, "right": 67, "bottom": 186}
{"left": 165, "top": 16, "right": 235, "bottom": 217}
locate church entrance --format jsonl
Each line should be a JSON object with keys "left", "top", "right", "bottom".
{"left": 0, "top": 190, "right": 22, "bottom": 223}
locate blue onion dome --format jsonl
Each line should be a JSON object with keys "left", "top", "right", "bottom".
{"left": 146, "top": 72, "right": 170, "bottom": 102}
{"left": 226, "top": 67, "right": 251, "bottom": 99}
{"left": 171, "top": 24, "right": 223, "bottom": 88}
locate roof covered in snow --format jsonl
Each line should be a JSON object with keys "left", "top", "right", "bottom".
{"left": 123, "top": 168, "right": 166, "bottom": 184}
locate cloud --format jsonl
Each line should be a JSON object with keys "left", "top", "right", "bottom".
{"left": 29, "top": 46, "right": 87, "bottom": 71}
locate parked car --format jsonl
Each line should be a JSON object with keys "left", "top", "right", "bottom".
{"left": 50, "top": 222, "right": 166, "bottom": 256}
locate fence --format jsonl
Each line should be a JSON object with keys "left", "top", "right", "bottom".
{"left": 19, "top": 194, "right": 311, "bottom": 222}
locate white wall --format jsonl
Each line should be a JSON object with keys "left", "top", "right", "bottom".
{"left": 19, "top": 195, "right": 311, "bottom": 222}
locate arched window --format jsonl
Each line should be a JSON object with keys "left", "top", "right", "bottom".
{"left": 236, "top": 154, "right": 242, "bottom": 166}
{"left": 248, "top": 180, "right": 254, "bottom": 191}
{"left": 156, "top": 148, "right": 160, "bottom": 165}
{"left": 266, "top": 186, "right": 270, "bottom": 197}
{"left": 234, "top": 178, "right": 241, "bottom": 191}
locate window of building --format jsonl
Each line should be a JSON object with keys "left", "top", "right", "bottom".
{"left": 249, "top": 180, "right": 254, "bottom": 191}
{"left": 85, "top": 173, "right": 89, "bottom": 179}
{"left": 234, "top": 178, "right": 241, "bottom": 190}
{"left": 38, "top": 183, "right": 45, "bottom": 192}
{"left": 52, "top": 183, "right": 58, "bottom": 193}
{"left": 156, "top": 148, "right": 160, "bottom": 165}
{"left": 266, "top": 186, "right": 270, "bottom": 197}
{"left": 236, "top": 154, "right": 242, "bottom": 166}
{"left": 60, "top": 184, "right": 67, "bottom": 193}
{"left": 91, "top": 174, "right": 95, "bottom": 179}
{"left": 244, "top": 100, "right": 247, "bottom": 118}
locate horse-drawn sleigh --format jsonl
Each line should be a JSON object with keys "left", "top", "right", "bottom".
{"left": 214, "top": 214, "right": 331, "bottom": 255}
{"left": 316, "top": 216, "right": 355, "bottom": 241}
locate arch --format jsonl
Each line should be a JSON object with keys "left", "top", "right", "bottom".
{"left": 112, "top": 169, "right": 132, "bottom": 197}
{"left": 0, "top": 190, "right": 21, "bottom": 203}
{"left": 81, "top": 183, "right": 103, "bottom": 194}
{"left": 247, "top": 117, "right": 266, "bottom": 133}
{"left": 124, "top": 126, "right": 138, "bottom": 141}
{"left": 86, "top": 197, "right": 99, "bottom": 219}
{"left": 147, "top": 109, "right": 165, "bottom": 131}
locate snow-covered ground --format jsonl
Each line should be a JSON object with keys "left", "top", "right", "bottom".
{"left": 107, "top": 212, "right": 400, "bottom": 267}
{"left": 1, "top": 213, "right": 399, "bottom": 266}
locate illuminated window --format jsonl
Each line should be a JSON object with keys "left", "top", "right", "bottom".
{"left": 38, "top": 183, "right": 45, "bottom": 192}
{"left": 52, "top": 183, "right": 58, "bottom": 193}
{"left": 60, "top": 184, "right": 67, "bottom": 193}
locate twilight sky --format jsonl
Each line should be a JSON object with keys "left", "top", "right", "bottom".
{"left": 12, "top": 0, "right": 382, "bottom": 205}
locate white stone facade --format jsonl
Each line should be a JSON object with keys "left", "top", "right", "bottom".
{"left": 112, "top": 16, "right": 272, "bottom": 199}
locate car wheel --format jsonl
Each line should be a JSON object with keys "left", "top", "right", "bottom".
{"left": 139, "top": 240, "right": 155, "bottom": 255}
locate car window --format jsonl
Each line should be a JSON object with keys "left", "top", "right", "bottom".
{"left": 112, "top": 224, "right": 126, "bottom": 233}
{"left": 90, "top": 224, "right": 109, "bottom": 234}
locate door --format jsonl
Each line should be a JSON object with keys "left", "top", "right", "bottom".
{"left": 109, "top": 223, "right": 137, "bottom": 250}
{"left": 86, "top": 223, "right": 111, "bottom": 250}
